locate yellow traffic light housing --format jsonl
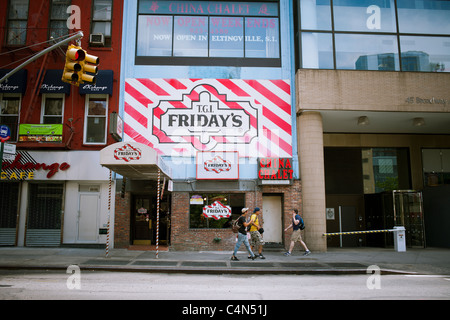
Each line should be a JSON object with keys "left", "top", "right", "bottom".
{"left": 80, "top": 53, "right": 99, "bottom": 85}
{"left": 62, "top": 45, "right": 85, "bottom": 85}
{"left": 61, "top": 45, "right": 99, "bottom": 86}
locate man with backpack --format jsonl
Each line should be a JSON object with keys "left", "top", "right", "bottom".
{"left": 231, "top": 208, "right": 256, "bottom": 261}
{"left": 284, "top": 209, "right": 311, "bottom": 256}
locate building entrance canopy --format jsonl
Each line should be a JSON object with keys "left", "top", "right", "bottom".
{"left": 100, "top": 141, "right": 172, "bottom": 181}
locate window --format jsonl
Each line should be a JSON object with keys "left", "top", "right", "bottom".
{"left": 0, "top": 94, "right": 21, "bottom": 142}
{"left": 41, "top": 94, "right": 64, "bottom": 124}
{"left": 335, "top": 34, "right": 399, "bottom": 71}
{"left": 333, "top": 0, "right": 397, "bottom": 33}
{"left": 91, "top": 0, "right": 113, "bottom": 47}
{"left": 6, "top": 0, "right": 29, "bottom": 45}
{"left": 136, "top": 0, "right": 281, "bottom": 67}
{"left": 84, "top": 94, "right": 108, "bottom": 144}
{"left": 397, "top": 0, "right": 450, "bottom": 35}
{"left": 49, "top": 0, "right": 71, "bottom": 40}
{"left": 189, "top": 193, "right": 245, "bottom": 229}
{"left": 296, "top": 0, "right": 450, "bottom": 72}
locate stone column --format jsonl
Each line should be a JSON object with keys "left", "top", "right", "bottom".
{"left": 298, "top": 111, "right": 327, "bottom": 252}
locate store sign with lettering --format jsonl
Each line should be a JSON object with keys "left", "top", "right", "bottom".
{"left": 114, "top": 143, "right": 142, "bottom": 162}
{"left": 1, "top": 153, "right": 70, "bottom": 180}
{"left": 202, "top": 201, "right": 231, "bottom": 220}
{"left": 124, "top": 79, "right": 292, "bottom": 158}
{"left": 196, "top": 151, "right": 239, "bottom": 180}
{"left": 258, "top": 157, "right": 293, "bottom": 185}
{"left": 139, "top": 1, "right": 278, "bottom": 16}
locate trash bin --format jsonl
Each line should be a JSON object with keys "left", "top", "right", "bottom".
{"left": 393, "top": 226, "right": 406, "bottom": 252}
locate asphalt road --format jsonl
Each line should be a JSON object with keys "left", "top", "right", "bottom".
{"left": 1, "top": 269, "right": 449, "bottom": 301}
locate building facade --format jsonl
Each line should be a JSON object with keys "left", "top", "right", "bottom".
{"left": 295, "top": 0, "right": 450, "bottom": 250}
{"left": 106, "top": 0, "right": 301, "bottom": 251}
{"left": 0, "top": 0, "right": 123, "bottom": 247}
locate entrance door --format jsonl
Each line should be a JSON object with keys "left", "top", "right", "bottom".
{"left": 78, "top": 192, "right": 100, "bottom": 242}
{"left": 262, "top": 195, "right": 282, "bottom": 244}
{"left": 133, "top": 196, "right": 152, "bottom": 245}
{"left": 326, "top": 195, "right": 364, "bottom": 247}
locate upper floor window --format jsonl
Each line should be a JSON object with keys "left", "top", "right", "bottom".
{"left": 41, "top": 94, "right": 64, "bottom": 124}
{"left": 49, "top": 0, "right": 71, "bottom": 40}
{"left": 91, "top": 0, "right": 113, "bottom": 47}
{"left": 0, "top": 94, "right": 21, "bottom": 142}
{"left": 296, "top": 0, "right": 450, "bottom": 73}
{"left": 84, "top": 94, "right": 108, "bottom": 144}
{"left": 136, "top": 0, "right": 281, "bottom": 67}
{"left": 6, "top": 0, "right": 29, "bottom": 46}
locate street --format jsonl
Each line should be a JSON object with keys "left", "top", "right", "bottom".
{"left": 0, "top": 269, "right": 449, "bottom": 301}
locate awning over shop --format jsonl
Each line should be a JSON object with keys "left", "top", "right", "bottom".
{"left": 100, "top": 141, "right": 172, "bottom": 180}
{"left": 0, "top": 69, "right": 27, "bottom": 94}
{"left": 79, "top": 70, "right": 113, "bottom": 95}
{"left": 39, "top": 69, "right": 70, "bottom": 94}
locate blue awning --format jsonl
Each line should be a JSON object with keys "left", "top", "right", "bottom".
{"left": 79, "top": 70, "right": 113, "bottom": 95}
{"left": 0, "top": 69, "right": 27, "bottom": 94}
{"left": 39, "top": 69, "right": 71, "bottom": 94}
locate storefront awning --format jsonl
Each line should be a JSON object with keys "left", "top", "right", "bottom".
{"left": 79, "top": 70, "right": 113, "bottom": 95}
{"left": 39, "top": 70, "right": 71, "bottom": 94}
{"left": 100, "top": 141, "right": 172, "bottom": 180}
{"left": 0, "top": 69, "right": 27, "bottom": 94}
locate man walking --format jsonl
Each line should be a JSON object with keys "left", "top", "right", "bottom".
{"left": 284, "top": 209, "right": 311, "bottom": 256}
{"left": 249, "top": 207, "right": 265, "bottom": 259}
{"left": 231, "top": 208, "right": 256, "bottom": 261}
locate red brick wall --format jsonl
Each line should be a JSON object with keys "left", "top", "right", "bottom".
{"left": 114, "top": 191, "right": 131, "bottom": 248}
{"left": 170, "top": 180, "right": 302, "bottom": 251}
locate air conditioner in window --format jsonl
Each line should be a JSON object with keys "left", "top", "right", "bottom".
{"left": 89, "top": 33, "right": 105, "bottom": 46}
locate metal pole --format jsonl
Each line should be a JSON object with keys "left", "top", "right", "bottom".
{"left": 156, "top": 168, "right": 161, "bottom": 259}
{"left": 0, "top": 31, "right": 83, "bottom": 84}
{"left": 106, "top": 170, "right": 112, "bottom": 258}
{"left": 338, "top": 206, "right": 342, "bottom": 248}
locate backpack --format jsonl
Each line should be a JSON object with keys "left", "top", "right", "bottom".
{"left": 299, "top": 219, "right": 305, "bottom": 230}
{"left": 295, "top": 215, "right": 305, "bottom": 230}
{"left": 232, "top": 219, "right": 240, "bottom": 233}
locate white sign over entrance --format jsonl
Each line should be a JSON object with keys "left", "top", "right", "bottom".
{"left": 196, "top": 151, "right": 239, "bottom": 180}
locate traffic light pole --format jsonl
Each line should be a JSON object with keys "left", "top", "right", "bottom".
{"left": 0, "top": 31, "right": 84, "bottom": 85}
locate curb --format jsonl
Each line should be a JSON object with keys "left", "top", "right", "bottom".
{"left": 0, "top": 264, "right": 415, "bottom": 275}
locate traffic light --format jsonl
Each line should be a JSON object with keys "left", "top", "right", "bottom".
{"left": 80, "top": 52, "right": 99, "bottom": 85}
{"left": 61, "top": 45, "right": 99, "bottom": 86}
{"left": 61, "top": 44, "right": 85, "bottom": 85}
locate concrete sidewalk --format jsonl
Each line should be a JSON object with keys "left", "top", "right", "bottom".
{"left": 1, "top": 246, "right": 449, "bottom": 275}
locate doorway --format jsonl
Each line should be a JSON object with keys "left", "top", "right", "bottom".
{"left": 326, "top": 195, "right": 365, "bottom": 247}
{"left": 78, "top": 185, "right": 100, "bottom": 242}
{"left": 262, "top": 195, "right": 283, "bottom": 244}
{"left": 131, "top": 194, "right": 171, "bottom": 246}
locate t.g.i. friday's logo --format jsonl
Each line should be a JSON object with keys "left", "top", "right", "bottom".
{"left": 155, "top": 84, "right": 258, "bottom": 152}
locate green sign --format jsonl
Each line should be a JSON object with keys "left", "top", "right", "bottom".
{"left": 19, "top": 124, "right": 63, "bottom": 142}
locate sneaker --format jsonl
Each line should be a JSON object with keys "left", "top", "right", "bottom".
{"left": 231, "top": 256, "right": 239, "bottom": 261}
{"left": 251, "top": 255, "right": 256, "bottom": 260}
{"left": 259, "top": 254, "right": 266, "bottom": 259}
{"left": 303, "top": 250, "right": 311, "bottom": 256}
{"left": 284, "top": 252, "right": 291, "bottom": 256}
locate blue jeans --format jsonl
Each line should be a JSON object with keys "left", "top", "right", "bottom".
{"left": 233, "top": 233, "right": 255, "bottom": 257}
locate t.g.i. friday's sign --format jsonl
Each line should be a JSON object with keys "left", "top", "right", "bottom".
{"left": 124, "top": 79, "right": 292, "bottom": 158}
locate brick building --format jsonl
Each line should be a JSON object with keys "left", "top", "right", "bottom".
{"left": 99, "top": 0, "right": 303, "bottom": 252}
{"left": 0, "top": 0, "right": 123, "bottom": 246}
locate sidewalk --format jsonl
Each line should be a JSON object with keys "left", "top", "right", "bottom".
{"left": 1, "top": 246, "right": 449, "bottom": 275}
